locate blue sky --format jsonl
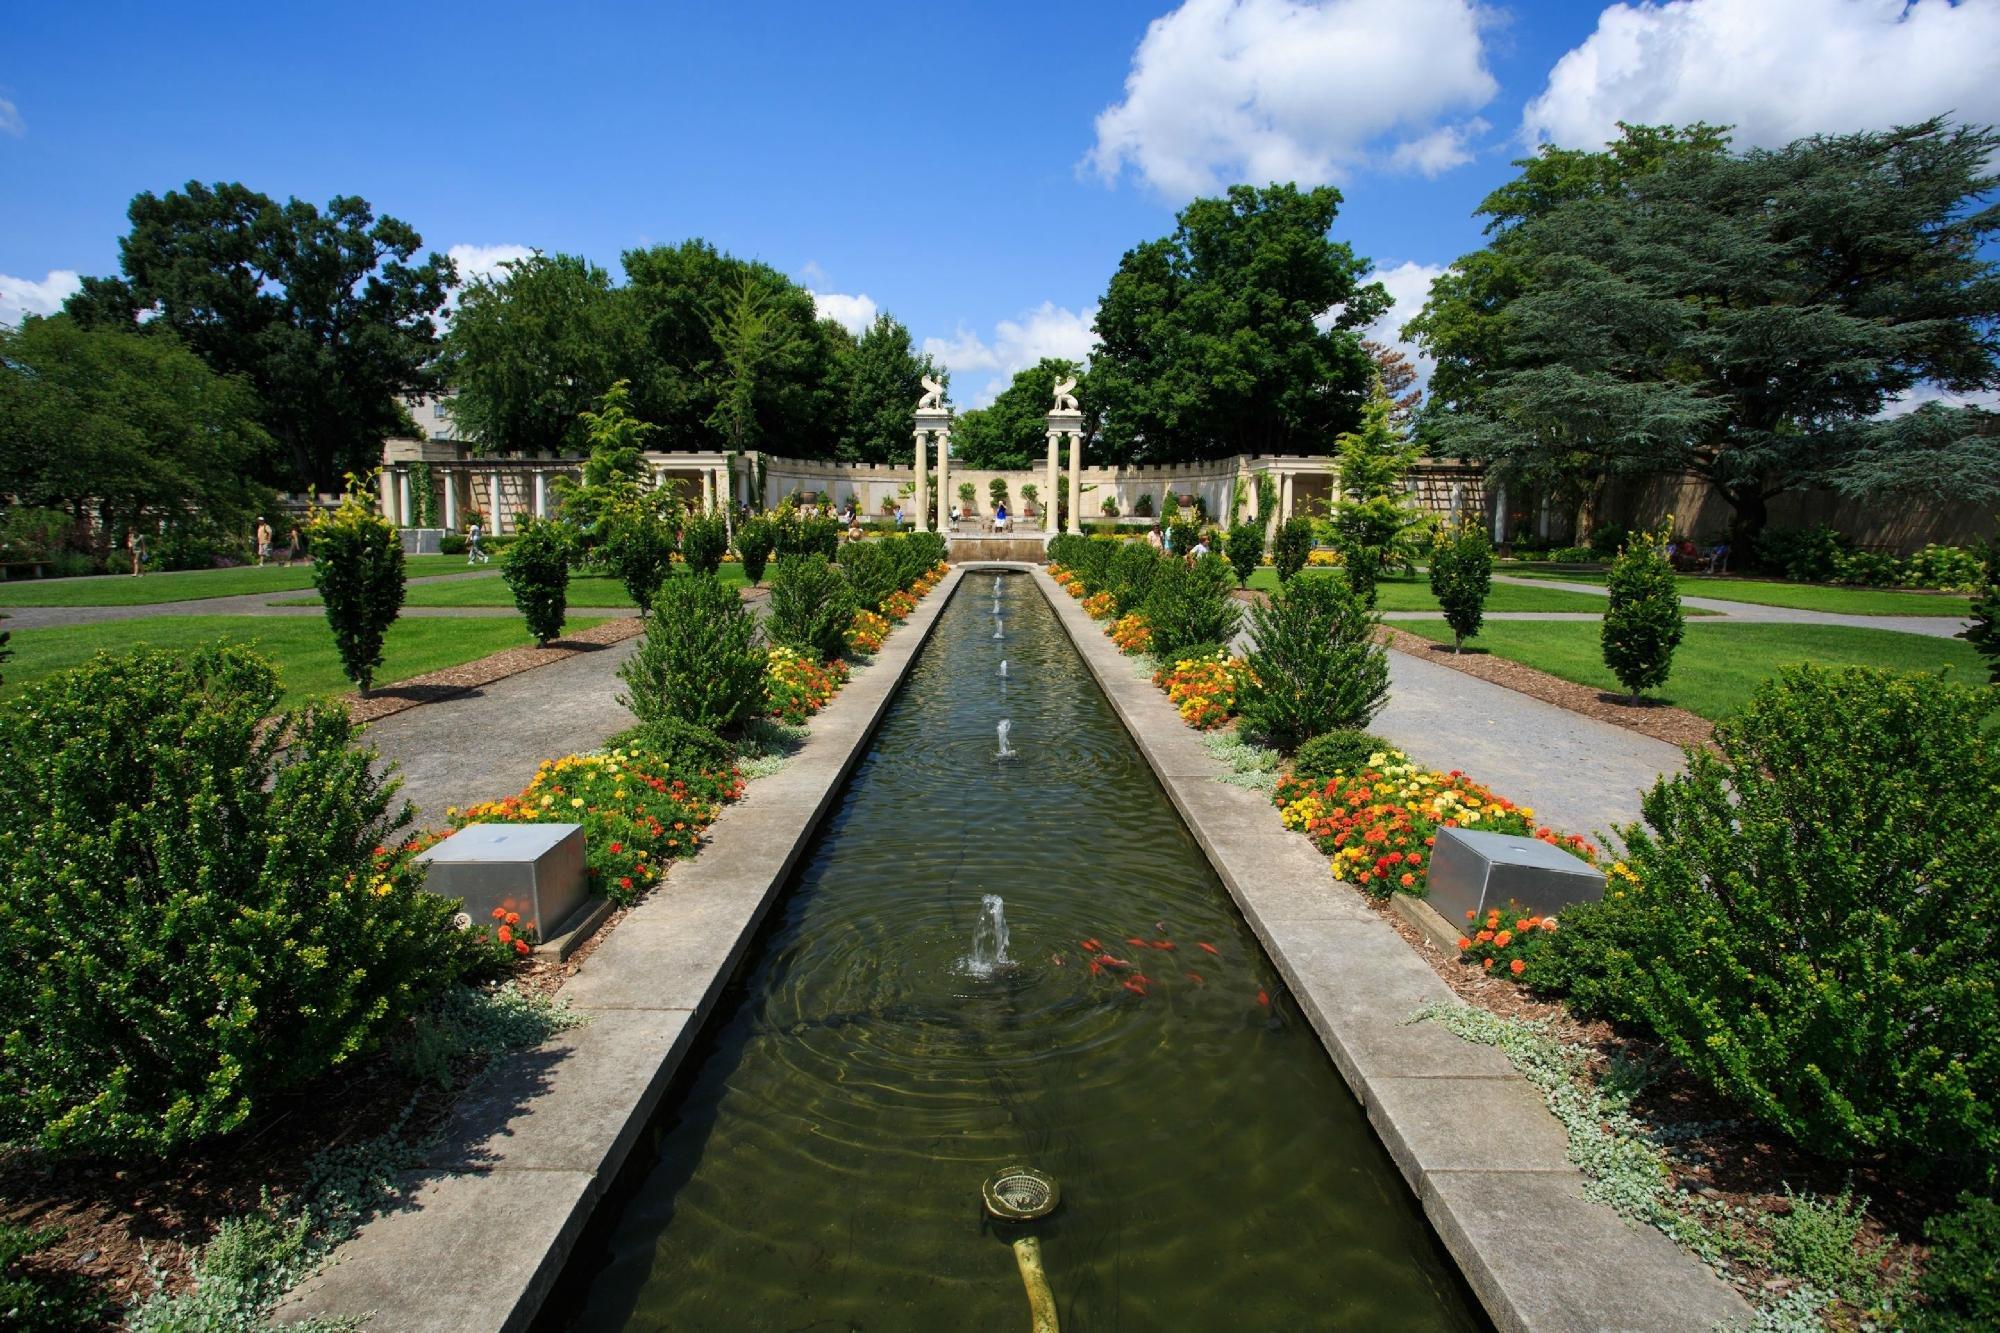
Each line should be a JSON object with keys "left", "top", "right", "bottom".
{"left": 4, "top": 1, "right": 1996, "bottom": 403}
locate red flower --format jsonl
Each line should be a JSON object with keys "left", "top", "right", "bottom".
{"left": 1509, "top": 958, "right": 1526, "bottom": 975}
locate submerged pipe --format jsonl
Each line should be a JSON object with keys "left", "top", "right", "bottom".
{"left": 1011, "top": 1235, "right": 1059, "bottom": 1333}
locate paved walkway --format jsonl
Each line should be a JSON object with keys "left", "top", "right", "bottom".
{"left": 1490, "top": 573, "right": 1969, "bottom": 639}
{"left": 365, "top": 637, "right": 642, "bottom": 825}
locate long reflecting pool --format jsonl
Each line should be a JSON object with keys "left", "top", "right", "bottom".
{"left": 551, "top": 570, "right": 1482, "bottom": 1330}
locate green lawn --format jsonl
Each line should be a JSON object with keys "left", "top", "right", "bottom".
{"left": 1397, "top": 619, "right": 1990, "bottom": 721}
{"left": 280, "top": 563, "right": 750, "bottom": 609}
{"left": 0, "top": 614, "right": 604, "bottom": 705}
{"left": 1243, "top": 566, "right": 1651, "bottom": 614}
{"left": 1498, "top": 567, "right": 1970, "bottom": 617}
{"left": 0, "top": 555, "right": 475, "bottom": 608}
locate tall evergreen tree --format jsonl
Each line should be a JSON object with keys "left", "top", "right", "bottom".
{"left": 834, "top": 314, "right": 941, "bottom": 463}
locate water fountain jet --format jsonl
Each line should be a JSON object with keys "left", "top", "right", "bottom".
{"left": 996, "top": 719, "right": 1015, "bottom": 760}
{"left": 964, "top": 893, "right": 1012, "bottom": 975}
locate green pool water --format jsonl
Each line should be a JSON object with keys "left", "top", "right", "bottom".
{"left": 550, "top": 570, "right": 1483, "bottom": 1330}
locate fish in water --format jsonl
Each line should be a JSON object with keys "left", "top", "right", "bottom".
{"left": 1197, "top": 942, "right": 1221, "bottom": 956}
{"left": 1185, "top": 971, "right": 1205, "bottom": 985}
{"left": 1122, "top": 979, "right": 1148, "bottom": 996}
{"left": 1256, "top": 989, "right": 1270, "bottom": 1008}
{"left": 1080, "top": 938, "right": 1101, "bottom": 952}
{"left": 1088, "top": 960, "right": 1103, "bottom": 977}
{"left": 1097, "top": 955, "right": 1130, "bottom": 969}
{"left": 1125, "top": 937, "right": 1149, "bottom": 949}
{"left": 1050, "top": 953, "right": 1066, "bottom": 967}
{"left": 1151, "top": 939, "right": 1175, "bottom": 950}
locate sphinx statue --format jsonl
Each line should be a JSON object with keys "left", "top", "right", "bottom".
{"left": 1050, "top": 376, "right": 1079, "bottom": 413}
{"left": 916, "top": 375, "right": 946, "bottom": 412}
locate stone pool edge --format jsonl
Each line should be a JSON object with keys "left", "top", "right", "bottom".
{"left": 276, "top": 566, "right": 968, "bottom": 1333}
{"left": 1025, "top": 563, "right": 1752, "bottom": 1333}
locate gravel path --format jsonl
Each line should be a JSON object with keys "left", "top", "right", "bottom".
{"left": 365, "top": 637, "right": 642, "bottom": 826}
{"left": 1371, "top": 646, "right": 1686, "bottom": 844}
{"left": 1489, "top": 574, "right": 1969, "bottom": 639}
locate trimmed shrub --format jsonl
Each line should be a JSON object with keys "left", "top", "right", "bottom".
{"left": 836, "top": 540, "right": 899, "bottom": 611}
{"left": 735, "top": 517, "right": 777, "bottom": 585}
{"left": 1291, "top": 729, "right": 1396, "bottom": 785}
{"left": 1108, "top": 540, "right": 1163, "bottom": 614}
{"left": 680, "top": 510, "right": 728, "bottom": 577}
{"left": 876, "top": 534, "right": 919, "bottom": 591}
{"left": 501, "top": 516, "right": 574, "bottom": 645}
{"left": 1224, "top": 521, "right": 1264, "bottom": 587}
{"left": 904, "top": 529, "right": 947, "bottom": 574}
{"left": 308, "top": 488, "right": 406, "bottom": 693}
{"left": 1271, "top": 516, "right": 1313, "bottom": 584}
{"left": 1070, "top": 535, "right": 1116, "bottom": 594}
{"left": 776, "top": 511, "right": 840, "bottom": 560}
{"left": 1143, "top": 553, "right": 1241, "bottom": 664}
{"left": 634, "top": 716, "right": 738, "bottom": 774}
{"left": 1337, "top": 539, "right": 1380, "bottom": 607}
{"left": 0, "top": 645, "right": 459, "bottom": 1157}
{"left": 1753, "top": 523, "right": 1850, "bottom": 582}
{"left": 1586, "top": 523, "right": 1629, "bottom": 557}
{"left": 767, "top": 554, "right": 858, "bottom": 662}
{"left": 1166, "top": 517, "right": 1201, "bottom": 557}
{"left": 1963, "top": 531, "right": 2000, "bottom": 683}
{"left": 1429, "top": 519, "right": 1493, "bottom": 652}
{"left": 1239, "top": 574, "right": 1389, "bottom": 751}
{"left": 1915, "top": 1193, "right": 2000, "bottom": 1331}
{"left": 1157, "top": 640, "right": 1228, "bottom": 668}
{"left": 440, "top": 532, "right": 468, "bottom": 556}
{"left": 1549, "top": 666, "right": 2000, "bottom": 1167}
{"left": 1601, "top": 528, "right": 1684, "bottom": 701}
{"left": 620, "top": 572, "right": 765, "bottom": 736}
{"left": 1047, "top": 533, "right": 1088, "bottom": 568}
{"left": 1903, "top": 542, "right": 1984, "bottom": 592}
{"left": 601, "top": 504, "right": 676, "bottom": 615}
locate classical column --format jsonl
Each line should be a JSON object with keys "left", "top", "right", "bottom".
{"left": 937, "top": 431, "right": 952, "bottom": 534}
{"left": 444, "top": 471, "right": 459, "bottom": 530}
{"left": 489, "top": 472, "right": 505, "bottom": 535}
{"left": 1280, "top": 472, "right": 1294, "bottom": 522}
{"left": 702, "top": 467, "right": 715, "bottom": 512}
{"left": 1492, "top": 483, "right": 1508, "bottom": 544}
{"left": 913, "top": 430, "right": 929, "bottom": 531}
{"left": 396, "top": 471, "right": 412, "bottom": 528}
{"left": 1045, "top": 431, "right": 1060, "bottom": 533}
{"left": 1065, "top": 430, "right": 1082, "bottom": 535}
{"left": 378, "top": 469, "right": 397, "bottom": 520}
{"left": 532, "top": 470, "right": 547, "bottom": 519}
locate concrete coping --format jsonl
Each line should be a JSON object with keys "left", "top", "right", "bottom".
{"left": 1026, "top": 564, "right": 1753, "bottom": 1333}
{"left": 277, "top": 567, "right": 970, "bottom": 1332}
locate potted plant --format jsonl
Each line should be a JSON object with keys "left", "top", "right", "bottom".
{"left": 1102, "top": 496, "right": 1120, "bottom": 517}
{"left": 1021, "top": 483, "right": 1039, "bottom": 516}
{"left": 957, "top": 481, "right": 977, "bottom": 514}
{"left": 1134, "top": 493, "right": 1155, "bottom": 518}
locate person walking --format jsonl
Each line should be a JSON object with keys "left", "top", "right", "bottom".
{"left": 127, "top": 528, "right": 145, "bottom": 577}
{"left": 467, "top": 520, "right": 489, "bottom": 565}
{"left": 255, "top": 517, "right": 273, "bottom": 566}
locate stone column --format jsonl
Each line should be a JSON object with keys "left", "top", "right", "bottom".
{"left": 532, "top": 470, "right": 546, "bottom": 520}
{"left": 378, "top": 469, "right": 397, "bottom": 520}
{"left": 444, "top": 471, "right": 459, "bottom": 530}
{"left": 937, "top": 431, "right": 952, "bottom": 535}
{"left": 489, "top": 472, "right": 505, "bottom": 535}
{"left": 1492, "top": 483, "right": 1508, "bottom": 544}
{"left": 396, "top": 471, "right": 412, "bottom": 528}
{"left": 1280, "top": 472, "right": 1294, "bottom": 522}
{"left": 702, "top": 467, "right": 715, "bottom": 512}
{"left": 1045, "top": 431, "right": 1060, "bottom": 533}
{"left": 1065, "top": 430, "right": 1082, "bottom": 535}
{"left": 913, "top": 430, "right": 929, "bottom": 531}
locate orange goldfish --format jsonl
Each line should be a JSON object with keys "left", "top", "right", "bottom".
{"left": 1185, "top": 971, "right": 1204, "bottom": 985}
{"left": 1197, "top": 942, "right": 1220, "bottom": 956}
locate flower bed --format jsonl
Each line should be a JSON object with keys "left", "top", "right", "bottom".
{"left": 454, "top": 746, "right": 746, "bottom": 905}
{"left": 846, "top": 608, "right": 891, "bottom": 654}
{"left": 1082, "top": 590, "right": 1118, "bottom": 620}
{"left": 766, "top": 646, "right": 850, "bottom": 722}
{"left": 1152, "top": 652, "right": 1256, "bottom": 730}
{"left": 1049, "top": 564, "right": 1086, "bottom": 597}
{"left": 1275, "top": 749, "right": 1596, "bottom": 897}
{"left": 1455, "top": 906, "right": 1559, "bottom": 975}
{"left": 881, "top": 588, "right": 917, "bottom": 622}
{"left": 1110, "top": 611, "right": 1152, "bottom": 654}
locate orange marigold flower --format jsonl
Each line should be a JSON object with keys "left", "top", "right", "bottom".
{"left": 497, "top": 925, "right": 513, "bottom": 943}
{"left": 514, "top": 939, "right": 530, "bottom": 956}
{"left": 1509, "top": 958, "right": 1526, "bottom": 975}
{"left": 1493, "top": 931, "right": 1513, "bottom": 948}
{"left": 1482, "top": 958, "right": 1495, "bottom": 970}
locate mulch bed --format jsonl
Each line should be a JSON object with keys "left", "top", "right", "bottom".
{"left": 344, "top": 617, "right": 644, "bottom": 725}
{"left": 1375, "top": 625, "right": 1718, "bottom": 752}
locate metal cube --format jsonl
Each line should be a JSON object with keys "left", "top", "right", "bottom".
{"left": 418, "top": 822, "right": 587, "bottom": 937}
{"left": 1426, "top": 826, "right": 1605, "bottom": 926}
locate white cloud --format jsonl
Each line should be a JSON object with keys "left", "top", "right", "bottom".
{"left": 810, "top": 290, "right": 879, "bottom": 334}
{"left": 1087, "top": 0, "right": 1498, "bottom": 197}
{"left": 1320, "top": 260, "right": 1446, "bottom": 394}
{"left": 0, "top": 269, "right": 81, "bottom": 327}
{"left": 798, "top": 260, "right": 830, "bottom": 289}
{"left": 0, "top": 97, "right": 22, "bottom": 137}
{"left": 1525, "top": 0, "right": 2000, "bottom": 150}
{"left": 923, "top": 302, "right": 1099, "bottom": 407}
{"left": 446, "top": 243, "right": 534, "bottom": 287}
{"left": 1885, "top": 383, "right": 2000, "bottom": 417}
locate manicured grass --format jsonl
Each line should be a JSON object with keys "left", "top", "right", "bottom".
{"left": 1397, "top": 618, "right": 1992, "bottom": 721}
{"left": 1242, "top": 566, "right": 1638, "bottom": 614}
{"left": 1498, "top": 567, "right": 1970, "bottom": 617}
{"left": 0, "top": 614, "right": 605, "bottom": 705}
{"left": 0, "top": 555, "right": 476, "bottom": 608}
{"left": 280, "top": 563, "right": 750, "bottom": 608}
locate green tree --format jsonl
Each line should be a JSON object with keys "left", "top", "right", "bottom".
{"left": 1365, "top": 339, "right": 1422, "bottom": 434}
{"left": 1428, "top": 517, "right": 1493, "bottom": 652}
{"left": 0, "top": 316, "right": 270, "bottom": 551}
{"left": 1412, "top": 120, "right": 2000, "bottom": 539}
{"left": 308, "top": 481, "right": 406, "bottom": 693}
{"left": 1601, "top": 526, "right": 1685, "bottom": 702}
{"left": 953, "top": 359, "right": 1081, "bottom": 469}
{"left": 555, "top": 379, "right": 658, "bottom": 541}
{"left": 1331, "top": 378, "right": 1429, "bottom": 590}
{"left": 620, "top": 573, "right": 766, "bottom": 737}
{"left": 835, "top": 313, "right": 941, "bottom": 462}
{"left": 706, "top": 277, "right": 813, "bottom": 456}
{"left": 443, "top": 252, "right": 636, "bottom": 454}
{"left": 66, "top": 181, "right": 454, "bottom": 489}
{"left": 502, "top": 516, "right": 575, "bottom": 644}
{"left": 1224, "top": 520, "right": 1264, "bottom": 587}
{"left": 1090, "top": 184, "right": 1387, "bottom": 463}
{"left": 1271, "top": 516, "right": 1314, "bottom": 584}
{"left": 1240, "top": 575, "right": 1388, "bottom": 750}
{"left": 1963, "top": 529, "right": 2000, "bottom": 683}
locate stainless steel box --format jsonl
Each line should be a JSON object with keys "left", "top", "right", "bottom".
{"left": 1426, "top": 826, "right": 1605, "bottom": 926}
{"left": 418, "top": 822, "right": 587, "bottom": 937}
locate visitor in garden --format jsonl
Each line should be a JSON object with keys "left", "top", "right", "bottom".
{"left": 255, "top": 516, "right": 273, "bottom": 565}
{"left": 288, "top": 522, "right": 304, "bottom": 563}
{"left": 1706, "top": 541, "right": 1730, "bottom": 574}
{"left": 467, "top": 520, "right": 489, "bottom": 565}
{"left": 1189, "top": 532, "right": 1211, "bottom": 561}
{"left": 126, "top": 528, "right": 144, "bottom": 576}
{"left": 1147, "top": 526, "right": 1164, "bottom": 552}
{"left": 994, "top": 501, "right": 1010, "bottom": 531}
